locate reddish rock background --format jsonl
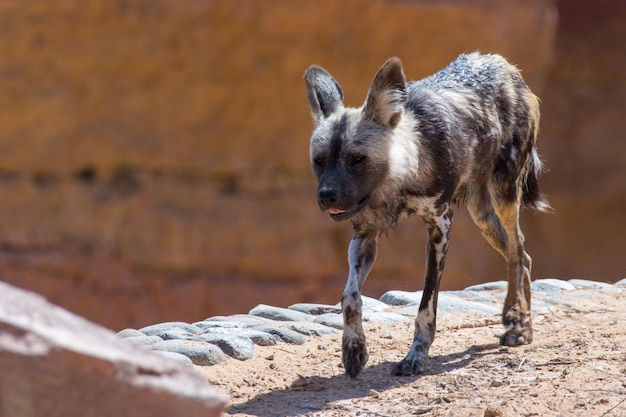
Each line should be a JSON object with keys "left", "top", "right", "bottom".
{"left": 0, "top": 0, "right": 623, "bottom": 330}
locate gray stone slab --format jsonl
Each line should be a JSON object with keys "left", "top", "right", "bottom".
{"left": 199, "top": 328, "right": 279, "bottom": 346}
{"left": 394, "top": 294, "right": 500, "bottom": 317}
{"left": 531, "top": 279, "right": 576, "bottom": 292}
{"left": 151, "top": 339, "right": 227, "bottom": 366}
{"left": 193, "top": 320, "right": 247, "bottom": 330}
{"left": 463, "top": 281, "right": 508, "bottom": 292}
{"left": 202, "top": 314, "right": 278, "bottom": 327}
{"left": 116, "top": 328, "right": 145, "bottom": 339}
{"left": 567, "top": 279, "right": 612, "bottom": 289}
{"left": 249, "top": 304, "right": 315, "bottom": 322}
{"left": 123, "top": 335, "right": 164, "bottom": 347}
{"left": 363, "top": 311, "right": 409, "bottom": 325}
{"left": 197, "top": 334, "right": 255, "bottom": 361}
{"left": 313, "top": 313, "right": 343, "bottom": 329}
{"left": 139, "top": 322, "right": 202, "bottom": 337}
{"left": 379, "top": 290, "right": 423, "bottom": 306}
{"left": 288, "top": 303, "right": 341, "bottom": 315}
{"left": 286, "top": 322, "right": 340, "bottom": 336}
{"left": 362, "top": 296, "right": 390, "bottom": 312}
{"left": 152, "top": 350, "right": 194, "bottom": 367}
{"left": 154, "top": 328, "right": 194, "bottom": 341}
{"left": 252, "top": 326, "right": 307, "bottom": 345}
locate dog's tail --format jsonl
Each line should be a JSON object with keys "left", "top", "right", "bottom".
{"left": 522, "top": 148, "right": 552, "bottom": 213}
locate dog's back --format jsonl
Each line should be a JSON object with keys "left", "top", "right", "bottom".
{"left": 401, "top": 53, "right": 547, "bottom": 213}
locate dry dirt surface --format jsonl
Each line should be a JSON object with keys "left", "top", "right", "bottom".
{"left": 201, "top": 289, "right": 626, "bottom": 417}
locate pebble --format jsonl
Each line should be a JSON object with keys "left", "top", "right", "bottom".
{"left": 313, "top": 313, "right": 344, "bottom": 329}
{"left": 139, "top": 322, "right": 202, "bottom": 337}
{"left": 463, "top": 281, "right": 508, "bottom": 292}
{"left": 154, "top": 328, "right": 194, "bottom": 341}
{"left": 531, "top": 279, "right": 577, "bottom": 292}
{"left": 567, "top": 279, "right": 612, "bottom": 289}
{"left": 249, "top": 304, "right": 315, "bottom": 322}
{"left": 286, "top": 322, "right": 340, "bottom": 337}
{"left": 288, "top": 303, "right": 341, "bottom": 315}
{"left": 379, "top": 290, "right": 423, "bottom": 306}
{"left": 116, "top": 278, "right": 624, "bottom": 367}
{"left": 123, "top": 335, "right": 164, "bottom": 347}
{"left": 150, "top": 339, "right": 227, "bottom": 366}
{"left": 197, "top": 333, "right": 255, "bottom": 361}
{"left": 199, "top": 327, "right": 280, "bottom": 346}
{"left": 152, "top": 350, "right": 194, "bottom": 367}
{"left": 251, "top": 326, "right": 307, "bottom": 345}
{"left": 116, "top": 328, "right": 145, "bottom": 339}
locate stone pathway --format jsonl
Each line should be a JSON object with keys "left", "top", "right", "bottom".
{"left": 116, "top": 278, "right": 626, "bottom": 367}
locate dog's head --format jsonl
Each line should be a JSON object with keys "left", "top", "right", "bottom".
{"left": 304, "top": 58, "right": 408, "bottom": 221}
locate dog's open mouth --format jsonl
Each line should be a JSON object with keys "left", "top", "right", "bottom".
{"left": 327, "top": 195, "right": 370, "bottom": 221}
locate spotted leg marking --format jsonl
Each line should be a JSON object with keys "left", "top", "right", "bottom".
{"left": 341, "top": 233, "right": 378, "bottom": 379}
{"left": 393, "top": 207, "right": 452, "bottom": 376}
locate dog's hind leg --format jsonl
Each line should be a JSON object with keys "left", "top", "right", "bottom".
{"left": 468, "top": 189, "right": 533, "bottom": 346}
{"left": 393, "top": 205, "right": 453, "bottom": 376}
{"left": 341, "top": 232, "right": 379, "bottom": 378}
{"left": 494, "top": 200, "right": 533, "bottom": 346}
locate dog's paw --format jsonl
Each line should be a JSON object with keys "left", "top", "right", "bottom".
{"left": 500, "top": 325, "right": 533, "bottom": 346}
{"left": 502, "top": 306, "right": 533, "bottom": 346}
{"left": 392, "top": 346, "right": 428, "bottom": 376}
{"left": 342, "top": 338, "right": 368, "bottom": 379}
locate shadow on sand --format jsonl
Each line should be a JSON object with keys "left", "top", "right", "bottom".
{"left": 228, "top": 342, "right": 502, "bottom": 416}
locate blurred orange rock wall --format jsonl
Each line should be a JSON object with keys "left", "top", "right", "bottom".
{"left": 0, "top": 0, "right": 623, "bottom": 329}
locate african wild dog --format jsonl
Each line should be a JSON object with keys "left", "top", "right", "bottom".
{"left": 304, "top": 53, "right": 550, "bottom": 378}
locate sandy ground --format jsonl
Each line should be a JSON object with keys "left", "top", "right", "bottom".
{"left": 201, "top": 289, "right": 626, "bottom": 417}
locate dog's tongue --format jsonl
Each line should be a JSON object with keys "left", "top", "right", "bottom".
{"left": 328, "top": 208, "right": 346, "bottom": 215}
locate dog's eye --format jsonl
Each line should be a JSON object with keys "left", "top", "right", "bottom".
{"left": 351, "top": 155, "right": 367, "bottom": 165}
{"left": 312, "top": 156, "right": 324, "bottom": 166}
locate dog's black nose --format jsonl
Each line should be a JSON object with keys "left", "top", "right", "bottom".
{"left": 318, "top": 188, "right": 338, "bottom": 208}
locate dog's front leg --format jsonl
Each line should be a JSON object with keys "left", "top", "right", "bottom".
{"left": 341, "top": 233, "right": 379, "bottom": 379}
{"left": 393, "top": 209, "right": 452, "bottom": 376}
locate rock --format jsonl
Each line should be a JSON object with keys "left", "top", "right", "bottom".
{"left": 116, "top": 328, "right": 145, "bottom": 338}
{"left": 288, "top": 303, "right": 341, "bottom": 315}
{"left": 286, "top": 322, "right": 340, "bottom": 337}
{"left": 567, "top": 279, "right": 612, "bottom": 289}
{"left": 123, "top": 335, "right": 165, "bottom": 347}
{"left": 363, "top": 311, "right": 409, "bottom": 325}
{"left": 484, "top": 405, "right": 504, "bottom": 417}
{"left": 154, "top": 328, "right": 194, "bottom": 341}
{"left": 139, "top": 322, "right": 202, "bottom": 337}
{"left": 361, "top": 296, "right": 391, "bottom": 312}
{"left": 202, "top": 314, "right": 278, "bottom": 327}
{"left": 437, "top": 294, "right": 500, "bottom": 315}
{"left": 464, "top": 281, "right": 508, "bottom": 292}
{"left": 197, "top": 334, "right": 255, "bottom": 361}
{"left": 249, "top": 304, "right": 315, "bottom": 322}
{"left": 252, "top": 326, "right": 307, "bottom": 345}
{"left": 616, "top": 278, "right": 626, "bottom": 287}
{"left": 199, "top": 327, "right": 279, "bottom": 346}
{"left": 395, "top": 294, "right": 500, "bottom": 317}
{"left": 0, "top": 281, "right": 226, "bottom": 416}
{"left": 531, "top": 279, "right": 577, "bottom": 293}
{"left": 151, "top": 340, "right": 227, "bottom": 366}
{"left": 193, "top": 320, "right": 247, "bottom": 330}
{"left": 152, "top": 351, "right": 194, "bottom": 367}
{"left": 380, "top": 290, "right": 423, "bottom": 306}
{"left": 313, "top": 313, "right": 343, "bottom": 329}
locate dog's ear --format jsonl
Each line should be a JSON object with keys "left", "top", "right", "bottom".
{"left": 363, "top": 57, "right": 407, "bottom": 128}
{"left": 304, "top": 65, "right": 344, "bottom": 122}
